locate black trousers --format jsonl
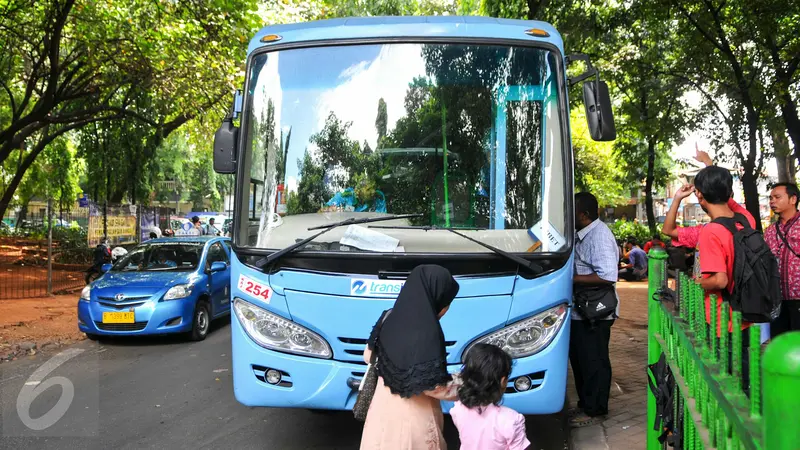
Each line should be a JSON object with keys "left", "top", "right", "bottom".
{"left": 569, "top": 319, "right": 613, "bottom": 416}
{"left": 771, "top": 300, "right": 800, "bottom": 338}
{"left": 618, "top": 267, "right": 647, "bottom": 281}
{"left": 719, "top": 327, "right": 750, "bottom": 397}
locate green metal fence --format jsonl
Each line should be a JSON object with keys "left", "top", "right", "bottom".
{"left": 647, "top": 248, "right": 800, "bottom": 450}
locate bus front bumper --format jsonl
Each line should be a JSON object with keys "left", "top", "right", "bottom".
{"left": 231, "top": 312, "right": 570, "bottom": 415}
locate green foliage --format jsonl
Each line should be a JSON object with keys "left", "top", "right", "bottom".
{"left": 609, "top": 219, "right": 660, "bottom": 244}
{"left": 571, "top": 108, "right": 627, "bottom": 207}
{"left": 288, "top": 151, "right": 330, "bottom": 214}
{"left": 0, "top": 0, "right": 262, "bottom": 217}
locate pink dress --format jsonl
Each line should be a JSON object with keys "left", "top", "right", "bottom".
{"left": 450, "top": 401, "right": 530, "bottom": 450}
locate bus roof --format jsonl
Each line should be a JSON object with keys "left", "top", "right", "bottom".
{"left": 248, "top": 16, "right": 564, "bottom": 56}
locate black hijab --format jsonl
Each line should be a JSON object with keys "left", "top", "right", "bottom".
{"left": 371, "top": 265, "right": 460, "bottom": 398}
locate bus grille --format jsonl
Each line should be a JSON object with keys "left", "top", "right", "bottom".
{"left": 336, "top": 337, "right": 457, "bottom": 362}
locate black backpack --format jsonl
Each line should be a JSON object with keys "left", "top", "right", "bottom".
{"left": 647, "top": 353, "right": 680, "bottom": 446}
{"left": 711, "top": 213, "right": 782, "bottom": 323}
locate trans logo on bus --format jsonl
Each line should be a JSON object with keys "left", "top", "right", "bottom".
{"left": 350, "top": 279, "right": 405, "bottom": 297}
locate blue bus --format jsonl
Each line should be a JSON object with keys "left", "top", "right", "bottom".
{"left": 213, "top": 16, "right": 615, "bottom": 414}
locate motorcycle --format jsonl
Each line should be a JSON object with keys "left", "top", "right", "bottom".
{"left": 84, "top": 242, "right": 127, "bottom": 284}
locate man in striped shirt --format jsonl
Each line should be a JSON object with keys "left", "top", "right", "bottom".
{"left": 569, "top": 192, "right": 619, "bottom": 427}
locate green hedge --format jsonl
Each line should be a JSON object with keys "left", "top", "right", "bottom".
{"left": 609, "top": 220, "right": 663, "bottom": 244}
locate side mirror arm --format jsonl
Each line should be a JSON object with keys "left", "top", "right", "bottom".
{"left": 566, "top": 53, "right": 598, "bottom": 87}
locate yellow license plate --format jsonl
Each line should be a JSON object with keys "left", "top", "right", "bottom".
{"left": 102, "top": 312, "right": 135, "bottom": 324}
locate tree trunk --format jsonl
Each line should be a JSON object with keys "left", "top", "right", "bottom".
{"left": 645, "top": 139, "right": 657, "bottom": 235}
{"left": 17, "top": 203, "right": 28, "bottom": 224}
{"left": 776, "top": 79, "right": 800, "bottom": 167}
{"left": 774, "top": 128, "right": 796, "bottom": 183}
{"left": 741, "top": 168, "right": 762, "bottom": 231}
{"left": 0, "top": 145, "right": 47, "bottom": 219}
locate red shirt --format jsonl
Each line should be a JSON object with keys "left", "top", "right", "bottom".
{"left": 698, "top": 203, "right": 756, "bottom": 335}
{"left": 764, "top": 211, "right": 800, "bottom": 300}
{"left": 673, "top": 199, "right": 747, "bottom": 249}
{"left": 643, "top": 241, "right": 665, "bottom": 253}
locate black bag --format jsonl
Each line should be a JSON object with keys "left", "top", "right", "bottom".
{"left": 648, "top": 353, "right": 678, "bottom": 446}
{"left": 666, "top": 245, "right": 689, "bottom": 272}
{"left": 353, "top": 309, "right": 391, "bottom": 421}
{"left": 573, "top": 284, "right": 618, "bottom": 323}
{"left": 711, "top": 214, "right": 782, "bottom": 323}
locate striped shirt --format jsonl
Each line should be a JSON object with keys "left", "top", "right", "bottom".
{"left": 573, "top": 219, "right": 619, "bottom": 320}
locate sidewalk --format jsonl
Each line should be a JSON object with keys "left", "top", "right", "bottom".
{"left": 569, "top": 281, "right": 650, "bottom": 449}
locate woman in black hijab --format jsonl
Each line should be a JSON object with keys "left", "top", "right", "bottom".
{"left": 360, "top": 265, "right": 460, "bottom": 450}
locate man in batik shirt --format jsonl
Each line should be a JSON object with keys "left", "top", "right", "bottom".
{"left": 765, "top": 182, "right": 800, "bottom": 337}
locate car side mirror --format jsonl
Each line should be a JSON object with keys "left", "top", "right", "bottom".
{"left": 210, "top": 261, "right": 228, "bottom": 273}
{"left": 101, "top": 263, "right": 113, "bottom": 273}
{"left": 583, "top": 79, "right": 616, "bottom": 142}
{"left": 214, "top": 116, "right": 238, "bottom": 174}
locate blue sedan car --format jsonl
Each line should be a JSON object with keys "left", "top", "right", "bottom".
{"left": 78, "top": 236, "right": 232, "bottom": 341}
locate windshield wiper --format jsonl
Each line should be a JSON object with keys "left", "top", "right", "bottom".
{"left": 255, "top": 214, "right": 423, "bottom": 269}
{"left": 368, "top": 225, "right": 543, "bottom": 274}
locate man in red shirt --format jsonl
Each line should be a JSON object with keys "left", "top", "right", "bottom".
{"left": 693, "top": 165, "right": 756, "bottom": 393}
{"left": 643, "top": 235, "right": 665, "bottom": 254}
{"left": 764, "top": 182, "right": 800, "bottom": 337}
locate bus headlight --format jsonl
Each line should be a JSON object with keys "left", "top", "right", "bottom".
{"left": 464, "top": 303, "right": 568, "bottom": 360}
{"left": 233, "top": 298, "right": 332, "bottom": 359}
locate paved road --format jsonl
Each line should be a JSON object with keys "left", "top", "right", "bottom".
{"left": 0, "top": 320, "right": 568, "bottom": 449}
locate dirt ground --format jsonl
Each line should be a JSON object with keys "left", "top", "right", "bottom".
{"left": 0, "top": 293, "right": 86, "bottom": 362}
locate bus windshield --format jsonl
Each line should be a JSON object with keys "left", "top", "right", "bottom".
{"left": 240, "top": 42, "right": 569, "bottom": 255}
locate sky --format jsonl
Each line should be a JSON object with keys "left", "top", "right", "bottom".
{"left": 669, "top": 90, "right": 779, "bottom": 178}
{"left": 252, "top": 44, "right": 427, "bottom": 194}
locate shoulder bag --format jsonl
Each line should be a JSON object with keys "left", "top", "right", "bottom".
{"left": 573, "top": 250, "right": 618, "bottom": 323}
{"left": 573, "top": 284, "right": 618, "bottom": 323}
{"left": 353, "top": 309, "right": 392, "bottom": 421}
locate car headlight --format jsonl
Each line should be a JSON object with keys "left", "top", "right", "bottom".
{"left": 80, "top": 285, "right": 91, "bottom": 302}
{"left": 164, "top": 284, "right": 192, "bottom": 300}
{"left": 464, "top": 303, "right": 568, "bottom": 360}
{"left": 233, "top": 298, "right": 332, "bottom": 359}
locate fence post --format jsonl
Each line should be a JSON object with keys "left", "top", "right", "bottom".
{"left": 763, "top": 331, "right": 800, "bottom": 449}
{"left": 647, "top": 247, "right": 668, "bottom": 450}
{"left": 47, "top": 196, "right": 53, "bottom": 296}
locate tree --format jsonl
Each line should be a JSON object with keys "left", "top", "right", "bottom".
{"left": 609, "top": 3, "right": 688, "bottom": 234}
{"left": 375, "top": 98, "right": 388, "bottom": 145}
{"left": 571, "top": 108, "right": 627, "bottom": 207}
{"left": 750, "top": 0, "right": 800, "bottom": 165}
{"left": 669, "top": 0, "right": 773, "bottom": 229}
{"left": 288, "top": 151, "right": 329, "bottom": 214}
{"left": 0, "top": 0, "right": 261, "bottom": 218}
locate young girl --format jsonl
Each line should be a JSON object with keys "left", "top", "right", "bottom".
{"left": 450, "top": 343, "right": 530, "bottom": 450}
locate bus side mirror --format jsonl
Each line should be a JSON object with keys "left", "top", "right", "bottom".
{"left": 214, "top": 116, "right": 238, "bottom": 174}
{"left": 583, "top": 80, "right": 616, "bottom": 142}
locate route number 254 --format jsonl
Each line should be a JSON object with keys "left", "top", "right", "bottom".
{"left": 237, "top": 275, "right": 272, "bottom": 303}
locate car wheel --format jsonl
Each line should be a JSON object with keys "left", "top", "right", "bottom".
{"left": 190, "top": 300, "right": 211, "bottom": 341}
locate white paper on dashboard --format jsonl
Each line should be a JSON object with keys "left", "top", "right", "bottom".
{"left": 340, "top": 225, "right": 399, "bottom": 252}
{"left": 527, "top": 220, "right": 567, "bottom": 251}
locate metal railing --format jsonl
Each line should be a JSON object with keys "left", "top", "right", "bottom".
{"left": 647, "top": 248, "right": 800, "bottom": 450}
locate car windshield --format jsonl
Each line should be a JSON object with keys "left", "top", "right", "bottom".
{"left": 111, "top": 243, "right": 205, "bottom": 272}
{"left": 240, "top": 42, "right": 568, "bottom": 255}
